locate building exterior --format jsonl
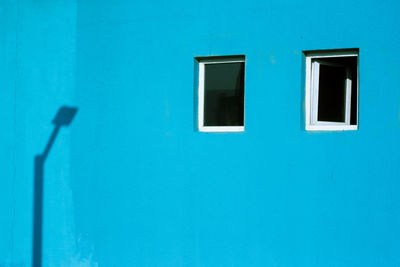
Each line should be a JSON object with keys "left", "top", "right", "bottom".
{"left": 1, "top": 0, "right": 400, "bottom": 266}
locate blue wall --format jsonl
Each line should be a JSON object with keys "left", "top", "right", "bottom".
{"left": 1, "top": 0, "right": 400, "bottom": 266}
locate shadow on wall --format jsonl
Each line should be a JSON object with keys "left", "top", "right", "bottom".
{"left": 32, "top": 106, "right": 78, "bottom": 267}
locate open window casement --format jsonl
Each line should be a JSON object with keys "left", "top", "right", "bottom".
{"left": 311, "top": 60, "right": 352, "bottom": 125}
{"left": 305, "top": 50, "right": 358, "bottom": 131}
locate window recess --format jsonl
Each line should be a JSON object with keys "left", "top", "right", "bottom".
{"left": 304, "top": 49, "right": 359, "bottom": 131}
{"left": 196, "top": 56, "right": 245, "bottom": 132}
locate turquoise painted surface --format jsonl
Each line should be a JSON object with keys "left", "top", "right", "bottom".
{"left": 1, "top": 0, "right": 400, "bottom": 266}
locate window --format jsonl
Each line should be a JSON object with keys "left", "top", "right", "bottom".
{"left": 304, "top": 49, "right": 359, "bottom": 131}
{"left": 196, "top": 56, "right": 245, "bottom": 132}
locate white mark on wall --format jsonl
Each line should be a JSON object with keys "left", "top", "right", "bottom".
{"left": 64, "top": 253, "right": 98, "bottom": 267}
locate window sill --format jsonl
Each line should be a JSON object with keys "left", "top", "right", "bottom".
{"left": 199, "top": 126, "right": 244, "bottom": 132}
{"left": 306, "top": 125, "right": 358, "bottom": 131}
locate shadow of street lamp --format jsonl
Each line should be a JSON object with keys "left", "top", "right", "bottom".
{"left": 32, "top": 106, "right": 78, "bottom": 267}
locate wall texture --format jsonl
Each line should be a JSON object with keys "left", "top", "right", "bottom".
{"left": 1, "top": 0, "right": 400, "bottom": 266}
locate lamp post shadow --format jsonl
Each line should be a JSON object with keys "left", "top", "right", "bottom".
{"left": 32, "top": 106, "right": 78, "bottom": 267}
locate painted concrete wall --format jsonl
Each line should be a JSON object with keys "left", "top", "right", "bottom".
{"left": 1, "top": 0, "right": 400, "bottom": 266}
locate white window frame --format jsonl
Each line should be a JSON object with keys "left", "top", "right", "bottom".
{"left": 197, "top": 57, "right": 245, "bottom": 132}
{"left": 305, "top": 50, "right": 359, "bottom": 131}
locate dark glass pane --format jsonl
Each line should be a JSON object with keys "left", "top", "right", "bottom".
{"left": 204, "top": 62, "right": 244, "bottom": 126}
{"left": 317, "top": 64, "right": 347, "bottom": 122}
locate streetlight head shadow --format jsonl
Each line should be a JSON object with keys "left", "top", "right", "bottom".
{"left": 52, "top": 106, "right": 78, "bottom": 127}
